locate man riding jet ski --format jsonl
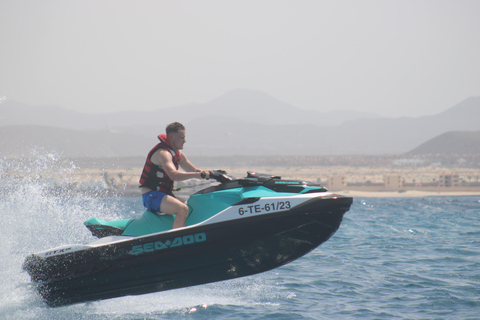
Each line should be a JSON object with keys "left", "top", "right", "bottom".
{"left": 23, "top": 170, "right": 353, "bottom": 307}
{"left": 139, "top": 122, "right": 214, "bottom": 229}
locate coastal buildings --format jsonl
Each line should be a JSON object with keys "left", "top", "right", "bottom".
{"left": 327, "top": 172, "right": 478, "bottom": 192}
{"left": 438, "top": 173, "right": 460, "bottom": 187}
{"left": 384, "top": 174, "right": 402, "bottom": 191}
{"left": 327, "top": 175, "right": 346, "bottom": 191}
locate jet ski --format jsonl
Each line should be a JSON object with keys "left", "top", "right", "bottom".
{"left": 23, "top": 170, "right": 353, "bottom": 307}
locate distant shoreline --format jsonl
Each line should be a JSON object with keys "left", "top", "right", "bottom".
{"left": 336, "top": 190, "right": 480, "bottom": 198}
{"left": 2, "top": 159, "right": 480, "bottom": 199}
{"left": 111, "top": 188, "right": 480, "bottom": 199}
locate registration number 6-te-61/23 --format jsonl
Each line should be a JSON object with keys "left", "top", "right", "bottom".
{"left": 238, "top": 201, "right": 291, "bottom": 215}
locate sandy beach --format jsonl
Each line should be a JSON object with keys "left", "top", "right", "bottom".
{"left": 3, "top": 160, "right": 479, "bottom": 198}
{"left": 336, "top": 190, "right": 480, "bottom": 198}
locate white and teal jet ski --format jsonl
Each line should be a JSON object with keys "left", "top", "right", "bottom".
{"left": 23, "top": 170, "right": 353, "bottom": 307}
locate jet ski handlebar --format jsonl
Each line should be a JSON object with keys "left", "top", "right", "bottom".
{"left": 210, "top": 169, "right": 234, "bottom": 184}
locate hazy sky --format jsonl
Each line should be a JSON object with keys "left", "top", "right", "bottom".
{"left": 1, "top": 0, "right": 479, "bottom": 117}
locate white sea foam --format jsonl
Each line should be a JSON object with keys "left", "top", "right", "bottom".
{"left": 0, "top": 154, "right": 126, "bottom": 318}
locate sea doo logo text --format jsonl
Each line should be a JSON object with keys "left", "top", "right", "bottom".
{"left": 238, "top": 201, "right": 291, "bottom": 215}
{"left": 129, "top": 232, "right": 207, "bottom": 255}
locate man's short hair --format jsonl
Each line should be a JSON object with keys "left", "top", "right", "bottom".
{"left": 166, "top": 122, "right": 185, "bottom": 135}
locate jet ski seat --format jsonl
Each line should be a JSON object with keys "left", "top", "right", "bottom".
{"left": 84, "top": 211, "right": 175, "bottom": 238}
{"left": 121, "top": 211, "right": 174, "bottom": 236}
{"left": 84, "top": 217, "right": 134, "bottom": 238}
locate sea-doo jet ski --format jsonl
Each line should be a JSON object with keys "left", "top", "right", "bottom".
{"left": 23, "top": 170, "right": 353, "bottom": 307}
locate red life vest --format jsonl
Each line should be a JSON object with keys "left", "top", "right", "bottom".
{"left": 139, "top": 134, "right": 181, "bottom": 194}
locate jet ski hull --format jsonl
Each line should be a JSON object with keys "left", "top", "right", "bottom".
{"left": 23, "top": 195, "right": 352, "bottom": 307}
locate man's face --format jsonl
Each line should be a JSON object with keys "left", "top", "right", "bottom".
{"left": 171, "top": 130, "right": 186, "bottom": 150}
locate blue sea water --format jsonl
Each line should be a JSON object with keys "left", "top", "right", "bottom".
{"left": 1, "top": 175, "right": 479, "bottom": 319}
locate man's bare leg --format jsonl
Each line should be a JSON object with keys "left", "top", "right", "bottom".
{"left": 160, "top": 195, "right": 189, "bottom": 229}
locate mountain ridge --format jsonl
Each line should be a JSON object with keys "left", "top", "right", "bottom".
{"left": 0, "top": 89, "right": 380, "bottom": 130}
{"left": 408, "top": 131, "right": 480, "bottom": 155}
{"left": 1, "top": 91, "right": 480, "bottom": 157}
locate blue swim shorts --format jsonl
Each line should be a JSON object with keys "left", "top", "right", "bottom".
{"left": 142, "top": 191, "right": 168, "bottom": 213}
